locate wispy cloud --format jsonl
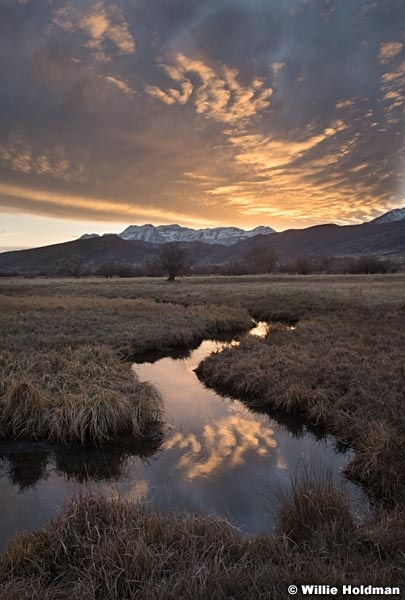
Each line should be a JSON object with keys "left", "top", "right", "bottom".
{"left": 103, "top": 75, "right": 136, "bottom": 96}
{"left": 53, "top": 1, "right": 135, "bottom": 61}
{"left": 146, "top": 54, "right": 273, "bottom": 125}
{"left": 379, "top": 41, "right": 403, "bottom": 63}
{"left": 164, "top": 414, "right": 276, "bottom": 479}
{"left": 0, "top": 0, "right": 404, "bottom": 235}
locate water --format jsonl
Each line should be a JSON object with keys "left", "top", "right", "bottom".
{"left": 0, "top": 323, "right": 367, "bottom": 552}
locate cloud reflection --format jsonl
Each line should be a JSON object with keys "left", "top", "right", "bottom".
{"left": 164, "top": 415, "right": 277, "bottom": 479}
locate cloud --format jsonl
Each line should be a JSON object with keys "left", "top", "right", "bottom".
{"left": 379, "top": 41, "right": 403, "bottom": 63}
{"left": 146, "top": 54, "right": 273, "bottom": 124}
{"left": 53, "top": 1, "right": 135, "bottom": 60}
{"left": 0, "top": 182, "right": 218, "bottom": 226}
{"left": 0, "top": 0, "right": 404, "bottom": 234}
{"left": 0, "top": 136, "right": 86, "bottom": 182}
{"left": 145, "top": 80, "right": 193, "bottom": 105}
{"left": 103, "top": 75, "right": 136, "bottom": 96}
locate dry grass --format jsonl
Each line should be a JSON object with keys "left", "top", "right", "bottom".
{"left": 2, "top": 275, "right": 405, "bottom": 593}
{"left": 1, "top": 484, "right": 404, "bottom": 600}
{"left": 0, "top": 292, "right": 251, "bottom": 444}
{"left": 2, "top": 273, "right": 405, "bottom": 310}
{"left": 0, "top": 346, "right": 162, "bottom": 444}
{"left": 0, "top": 295, "right": 252, "bottom": 357}
{"left": 197, "top": 304, "right": 405, "bottom": 506}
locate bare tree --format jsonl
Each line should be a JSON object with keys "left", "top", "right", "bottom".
{"left": 244, "top": 247, "right": 279, "bottom": 274}
{"left": 158, "top": 243, "right": 187, "bottom": 281}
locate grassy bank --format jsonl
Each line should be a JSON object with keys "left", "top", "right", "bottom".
{"left": 1, "top": 275, "right": 405, "bottom": 594}
{"left": 197, "top": 303, "right": 405, "bottom": 506}
{"left": 0, "top": 295, "right": 252, "bottom": 356}
{"left": 0, "top": 291, "right": 252, "bottom": 444}
{"left": 1, "top": 485, "right": 404, "bottom": 600}
{"left": 0, "top": 346, "right": 162, "bottom": 444}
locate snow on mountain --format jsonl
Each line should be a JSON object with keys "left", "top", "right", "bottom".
{"left": 370, "top": 207, "right": 405, "bottom": 224}
{"left": 80, "top": 233, "right": 100, "bottom": 240}
{"left": 80, "top": 224, "right": 275, "bottom": 246}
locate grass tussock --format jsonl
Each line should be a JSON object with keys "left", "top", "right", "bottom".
{"left": 0, "top": 346, "right": 162, "bottom": 444}
{"left": 1, "top": 483, "right": 404, "bottom": 600}
{"left": 197, "top": 304, "right": 405, "bottom": 506}
{"left": 0, "top": 293, "right": 251, "bottom": 444}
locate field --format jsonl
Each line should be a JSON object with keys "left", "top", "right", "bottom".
{"left": 0, "top": 286, "right": 252, "bottom": 443}
{"left": 0, "top": 274, "right": 405, "bottom": 597}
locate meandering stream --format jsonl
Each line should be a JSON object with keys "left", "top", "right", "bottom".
{"left": 0, "top": 322, "right": 368, "bottom": 552}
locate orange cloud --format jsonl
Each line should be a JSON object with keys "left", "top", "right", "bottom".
{"left": 146, "top": 54, "right": 273, "bottom": 124}
{"left": 53, "top": 1, "right": 135, "bottom": 60}
{"left": 379, "top": 41, "right": 403, "bottom": 63}
{"left": 0, "top": 182, "right": 218, "bottom": 227}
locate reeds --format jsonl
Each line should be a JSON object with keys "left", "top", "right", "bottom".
{"left": 197, "top": 305, "right": 405, "bottom": 506}
{"left": 0, "top": 293, "right": 251, "bottom": 445}
{"left": 1, "top": 482, "right": 404, "bottom": 599}
{"left": 0, "top": 346, "right": 162, "bottom": 444}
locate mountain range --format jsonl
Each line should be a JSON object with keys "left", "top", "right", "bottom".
{"left": 80, "top": 224, "right": 276, "bottom": 246}
{"left": 1, "top": 217, "right": 404, "bottom": 275}
{"left": 370, "top": 207, "right": 405, "bottom": 224}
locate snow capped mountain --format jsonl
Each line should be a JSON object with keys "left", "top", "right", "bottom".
{"left": 370, "top": 207, "right": 405, "bottom": 224}
{"left": 80, "top": 224, "right": 275, "bottom": 246}
{"left": 80, "top": 233, "right": 100, "bottom": 240}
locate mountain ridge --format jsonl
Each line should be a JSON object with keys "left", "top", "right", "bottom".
{"left": 370, "top": 207, "right": 405, "bottom": 224}
{"left": 80, "top": 224, "right": 276, "bottom": 246}
{"left": 1, "top": 220, "right": 404, "bottom": 275}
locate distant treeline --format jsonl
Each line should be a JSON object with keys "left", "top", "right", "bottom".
{"left": 1, "top": 249, "right": 403, "bottom": 278}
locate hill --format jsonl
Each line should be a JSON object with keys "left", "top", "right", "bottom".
{"left": 235, "top": 221, "right": 405, "bottom": 260}
{"left": 370, "top": 207, "right": 405, "bottom": 224}
{"left": 0, "top": 221, "right": 404, "bottom": 275}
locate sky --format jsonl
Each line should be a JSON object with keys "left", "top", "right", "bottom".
{"left": 0, "top": 0, "right": 404, "bottom": 250}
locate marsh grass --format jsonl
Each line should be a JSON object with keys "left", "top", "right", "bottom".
{"left": 0, "top": 293, "right": 251, "bottom": 444}
{"left": 0, "top": 295, "right": 252, "bottom": 357}
{"left": 2, "top": 275, "right": 405, "bottom": 594}
{"left": 1, "top": 484, "right": 404, "bottom": 600}
{"left": 0, "top": 346, "right": 162, "bottom": 444}
{"left": 197, "top": 304, "right": 405, "bottom": 506}
{"left": 2, "top": 273, "right": 405, "bottom": 313}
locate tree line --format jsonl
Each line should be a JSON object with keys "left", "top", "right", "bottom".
{"left": 0, "top": 244, "right": 402, "bottom": 278}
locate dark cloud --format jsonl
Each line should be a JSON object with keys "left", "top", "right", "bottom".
{"left": 0, "top": 0, "right": 404, "bottom": 231}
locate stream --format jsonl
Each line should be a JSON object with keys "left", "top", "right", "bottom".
{"left": 0, "top": 322, "right": 368, "bottom": 552}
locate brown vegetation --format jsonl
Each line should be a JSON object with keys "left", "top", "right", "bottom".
{"left": 1, "top": 483, "right": 404, "bottom": 599}
{"left": 0, "top": 295, "right": 252, "bottom": 357}
{"left": 1, "top": 275, "right": 405, "bottom": 595}
{"left": 0, "top": 346, "right": 161, "bottom": 444}
{"left": 0, "top": 292, "right": 251, "bottom": 444}
{"left": 197, "top": 303, "right": 405, "bottom": 506}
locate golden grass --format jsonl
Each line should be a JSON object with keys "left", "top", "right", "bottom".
{"left": 0, "top": 295, "right": 252, "bottom": 356}
{"left": 197, "top": 304, "right": 405, "bottom": 505}
{"left": 2, "top": 273, "right": 405, "bottom": 309}
{"left": 0, "top": 291, "right": 251, "bottom": 444}
{"left": 1, "top": 484, "right": 404, "bottom": 599}
{"left": 0, "top": 346, "right": 162, "bottom": 444}
{"left": 1, "top": 275, "right": 404, "bottom": 594}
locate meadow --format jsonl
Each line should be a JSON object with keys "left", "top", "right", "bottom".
{"left": 0, "top": 288, "right": 252, "bottom": 444}
{"left": 0, "top": 274, "right": 404, "bottom": 598}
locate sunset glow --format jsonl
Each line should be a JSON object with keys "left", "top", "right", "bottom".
{"left": 0, "top": 0, "right": 404, "bottom": 249}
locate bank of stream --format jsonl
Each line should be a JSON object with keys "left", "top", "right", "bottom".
{"left": 0, "top": 321, "right": 368, "bottom": 552}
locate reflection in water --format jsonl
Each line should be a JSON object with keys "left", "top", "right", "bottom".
{"left": 0, "top": 323, "right": 368, "bottom": 552}
{"left": 165, "top": 415, "right": 277, "bottom": 479}
{"left": 0, "top": 436, "right": 162, "bottom": 490}
{"left": 0, "top": 450, "right": 49, "bottom": 490}
{"left": 249, "top": 321, "right": 271, "bottom": 338}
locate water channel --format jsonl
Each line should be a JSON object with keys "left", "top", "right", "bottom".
{"left": 0, "top": 322, "right": 368, "bottom": 552}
